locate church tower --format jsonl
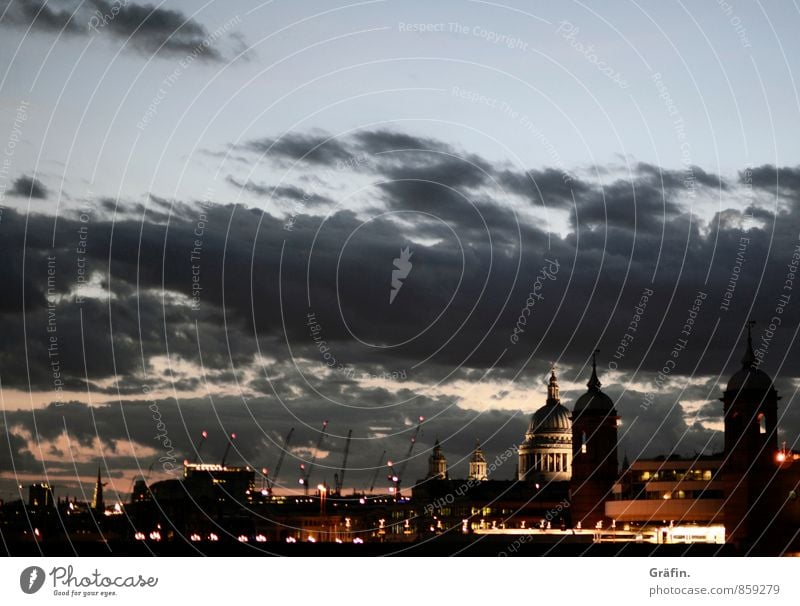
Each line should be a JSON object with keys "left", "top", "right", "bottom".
{"left": 569, "top": 352, "right": 618, "bottom": 529}
{"left": 721, "top": 322, "right": 780, "bottom": 550}
{"left": 468, "top": 440, "right": 488, "bottom": 481}
{"left": 427, "top": 439, "right": 448, "bottom": 480}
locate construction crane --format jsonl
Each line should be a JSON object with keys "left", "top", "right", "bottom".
{"left": 192, "top": 429, "right": 208, "bottom": 463}
{"left": 220, "top": 433, "right": 236, "bottom": 467}
{"left": 388, "top": 416, "right": 424, "bottom": 498}
{"left": 333, "top": 429, "right": 352, "bottom": 496}
{"left": 367, "top": 450, "right": 386, "bottom": 494}
{"left": 267, "top": 427, "right": 294, "bottom": 493}
{"left": 299, "top": 421, "right": 328, "bottom": 495}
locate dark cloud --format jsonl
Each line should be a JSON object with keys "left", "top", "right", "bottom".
{"left": 497, "top": 167, "right": 590, "bottom": 209}
{"left": 9, "top": 175, "right": 48, "bottom": 199}
{"left": 744, "top": 164, "right": 800, "bottom": 195}
{"left": 0, "top": 0, "right": 243, "bottom": 61}
{"left": 225, "top": 175, "right": 334, "bottom": 207}
{"left": 2, "top": 129, "right": 800, "bottom": 496}
{"left": 241, "top": 132, "right": 353, "bottom": 166}
{"left": 571, "top": 177, "right": 683, "bottom": 232}
{"left": 0, "top": 0, "right": 83, "bottom": 33}
{"left": 635, "top": 161, "right": 728, "bottom": 192}
{"left": 87, "top": 0, "right": 224, "bottom": 60}
{"left": 352, "top": 130, "right": 450, "bottom": 155}
{"left": 1, "top": 141, "right": 798, "bottom": 396}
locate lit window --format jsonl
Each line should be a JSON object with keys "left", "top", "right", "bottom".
{"left": 758, "top": 413, "right": 766, "bottom": 434}
{"left": 581, "top": 432, "right": 587, "bottom": 454}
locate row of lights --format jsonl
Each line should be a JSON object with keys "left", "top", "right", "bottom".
{"left": 284, "top": 536, "right": 365, "bottom": 544}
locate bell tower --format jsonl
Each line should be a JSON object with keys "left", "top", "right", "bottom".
{"left": 569, "top": 351, "right": 619, "bottom": 529}
{"left": 721, "top": 322, "right": 780, "bottom": 551}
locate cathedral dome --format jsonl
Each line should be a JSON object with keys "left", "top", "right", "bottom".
{"left": 518, "top": 368, "right": 573, "bottom": 483}
{"left": 523, "top": 369, "right": 572, "bottom": 438}
{"left": 529, "top": 402, "right": 572, "bottom": 434}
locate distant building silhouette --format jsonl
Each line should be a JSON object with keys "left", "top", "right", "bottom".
{"left": 91, "top": 467, "right": 105, "bottom": 512}
{"left": 569, "top": 352, "right": 619, "bottom": 529}
{"left": 426, "top": 439, "right": 448, "bottom": 480}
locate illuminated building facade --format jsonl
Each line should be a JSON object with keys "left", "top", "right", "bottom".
{"left": 426, "top": 440, "right": 448, "bottom": 480}
{"left": 468, "top": 440, "right": 488, "bottom": 481}
{"left": 518, "top": 369, "right": 572, "bottom": 483}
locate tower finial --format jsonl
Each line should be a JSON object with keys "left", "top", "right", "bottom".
{"left": 742, "top": 321, "right": 756, "bottom": 368}
{"left": 547, "top": 365, "right": 560, "bottom": 403}
{"left": 587, "top": 349, "right": 601, "bottom": 390}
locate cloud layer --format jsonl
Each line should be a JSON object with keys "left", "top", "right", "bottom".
{"left": 2, "top": 127, "right": 799, "bottom": 497}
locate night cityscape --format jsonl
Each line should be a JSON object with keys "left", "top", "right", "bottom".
{"left": 2, "top": 338, "right": 799, "bottom": 556}
{"left": 1, "top": 1, "right": 800, "bottom": 563}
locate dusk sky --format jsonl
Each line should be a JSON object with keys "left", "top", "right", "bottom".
{"left": 1, "top": 0, "right": 799, "bottom": 503}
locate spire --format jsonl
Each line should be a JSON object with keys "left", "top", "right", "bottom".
{"left": 91, "top": 466, "right": 105, "bottom": 511}
{"left": 547, "top": 366, "right": 560, "bottom": 404}
{"left": 741, "top": 320, "right": 756, "bottom": 369}
{"left": 470, "top": 439, "right": 486, "bottom": 462}
{"left": 587, "top": 349, "right": 602, "bottom": 390}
